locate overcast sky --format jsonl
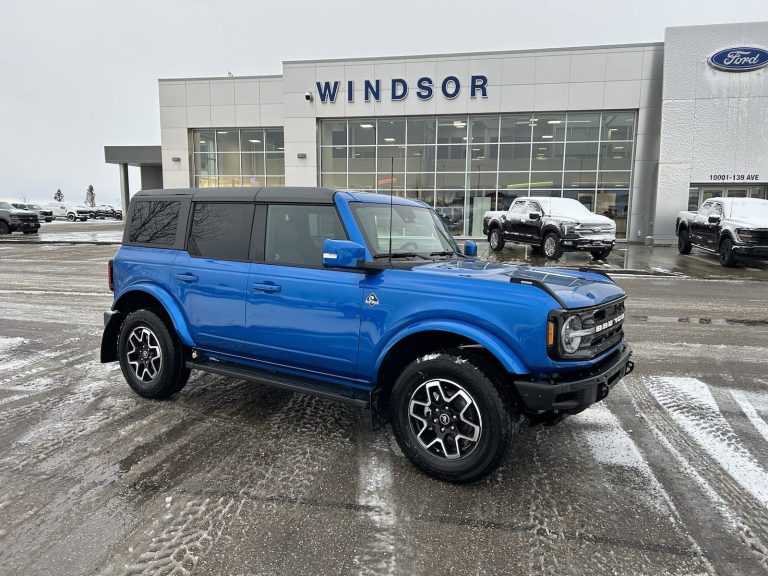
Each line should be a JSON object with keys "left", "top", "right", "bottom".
{"left": 1, "top": 0, "right": 766, "bottom": 205}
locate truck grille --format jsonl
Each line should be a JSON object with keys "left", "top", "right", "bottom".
{"left": 15, "top": 214, "right": 38, "bottom": 223}
{"left": 746, "top": 229, "right": 768, "bottom": 244}
{"left": 578, "top": 299, "right": 625, "bottom": 357}
{"left": 576, "top": 225, "right": 614, "bottom": 237}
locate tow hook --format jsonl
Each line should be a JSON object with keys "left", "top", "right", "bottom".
{"left": 625, "top": 360, "right": 635, "bottom": 375}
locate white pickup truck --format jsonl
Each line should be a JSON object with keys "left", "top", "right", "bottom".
{"left": 482, "top": 197, "right": 616, "bottom": 260}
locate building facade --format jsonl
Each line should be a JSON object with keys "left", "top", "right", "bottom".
{"left": 154, "top": 20, "right": 768, "bottom": 242}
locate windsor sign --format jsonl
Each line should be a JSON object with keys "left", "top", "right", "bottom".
{"left": 707, "top": 47, "right": 768, "bottom": 72}
{"left": 314, "top": 75, "right": 489, "bottom": 103}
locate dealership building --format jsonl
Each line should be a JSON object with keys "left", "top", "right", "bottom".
{"left": 106, "top": 20, "right": 768, "bottom": 243}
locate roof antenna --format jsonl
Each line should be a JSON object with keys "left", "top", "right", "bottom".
{"left": 388, "top": 155, "right": 394, "bottom": 266}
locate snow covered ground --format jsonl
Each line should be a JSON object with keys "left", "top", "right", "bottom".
{"left": 1, "top": 242, "right": 767, "bottom": 575}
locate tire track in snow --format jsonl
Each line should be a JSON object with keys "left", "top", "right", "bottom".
{"left": 731, "top": 390, "right": 768, "bottom": 446}
{"left": 628, "top": 376, "right": 768, "bottom": 567}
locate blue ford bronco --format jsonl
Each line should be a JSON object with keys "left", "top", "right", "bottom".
{"left": 101, "top": 187, "right": 633, "bottom": 482}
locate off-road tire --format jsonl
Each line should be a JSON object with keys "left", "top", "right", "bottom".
{"left": 677, "top": 229, "right": 692, "bottom": 254}
{"left": 542, "top": 232, "right": 564, "bottom": 259}
{"left": 67, "top": 213, "right": 76, "bottom": 221}
{"left": 590, "top": 248, "right": 611, "bottom": 260}
{"left": 118, "top": 309, "right": 190, "bottom": 399}
{"left": 719, "top": 238, "right": 737, "bottom": 267}
{"left": 390, "top": 351, "right": 515, "bottom": 483}
{"left": 0, "top": 221, "right": 10, "bottom": 235}
{"left": 489, "top": 228, "right": 505, "bottom": 251}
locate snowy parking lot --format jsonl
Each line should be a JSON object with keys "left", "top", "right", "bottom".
{"left": 1, "top": 241, "right": 768, "bottom": 575}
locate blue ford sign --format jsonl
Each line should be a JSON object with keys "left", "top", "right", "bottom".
{"left": 708, "top": 47, "right": 768, "bottom": 72}
{"left": 315, "top": 75, "right": 488, "bottom": 103}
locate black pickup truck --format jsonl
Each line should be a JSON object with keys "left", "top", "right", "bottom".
{"left": 0, "top": 201, "right": 40, "bottom": 235}
{"left": 676, "top": 197, "right": 768, "bottom": 266}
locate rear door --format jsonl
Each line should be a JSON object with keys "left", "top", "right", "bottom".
{"left": 245, "top": 203, "right": 364, "bottom": 381}
{"left": 171, "top": 201, "right": 255, "bottom": 354}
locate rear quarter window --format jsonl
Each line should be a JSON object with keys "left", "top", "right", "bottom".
{"left": 128, "top": 200, "right": 180, "bottom": 245}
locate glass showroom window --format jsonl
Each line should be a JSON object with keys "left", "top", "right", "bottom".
{"left": 191, "top": 128, "right": 285, "bottom": 188}
{"left": 318, "top": 111, "right": 635, "bottom": 238}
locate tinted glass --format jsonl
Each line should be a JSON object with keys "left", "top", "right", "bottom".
{"left": 188, "top": 202, "right": 254, "bottom": 261}
{"left": 265, "top": 205, "right": 347, "bottom": 266}
{"left": 128, "top": 201, "right": 179, "bottom": 245}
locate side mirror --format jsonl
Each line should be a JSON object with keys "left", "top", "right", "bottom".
{"left": 463, "top": 240, "right": 477, "bottom": 257}
{"left": 529, "top": 212, "right": 542, "bottom": 220}
{"left": 708, "top": 215, "right": 721, "bottom": 224}
{"left": 323, "top": 239, "right": 367, "bottom": 269}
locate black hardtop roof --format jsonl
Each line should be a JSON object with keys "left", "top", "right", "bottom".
{"left": 134, "top": 187, "right": 338, "bottom": 204}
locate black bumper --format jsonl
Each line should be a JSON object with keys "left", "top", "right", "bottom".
{"left": 562, "top": 235, "right": 615, "bottom": 251}
{"left": 732, "top": 244, "right": 768, "bottom": 258}
{"left": 10, "top": 221, "right": 40, "bottom": 232}
{"left": 514, "top": 344, "right": 634, "bottom": 413}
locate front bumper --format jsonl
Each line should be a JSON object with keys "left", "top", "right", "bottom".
{"left": 10, "top": 220, "right": 40, "bottom": 232}
{"left": 514, "top": 343, "right": 634, "bottom": 413}
{"left": 732, "top": 244, "right": 768, "bottom": 258}
{"left": 562, "top": 233, "right": 615, "bottom": 251}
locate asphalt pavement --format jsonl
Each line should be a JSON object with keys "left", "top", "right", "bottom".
{"left": 1, "top": 233, "right": 768, "bottom": 575}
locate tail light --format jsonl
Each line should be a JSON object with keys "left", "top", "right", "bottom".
{"left": 107, "top": 259, "right": 114, "bottom": 291}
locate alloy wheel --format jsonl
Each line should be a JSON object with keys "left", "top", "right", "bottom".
{"left": 408, "top": 379, "right": 482, "bottom": 460}
{"left": 544, "top": 236, "right": 557, "bottom": 257}
{"left": 126, "top": 326, "right": 163, "bottom": 382}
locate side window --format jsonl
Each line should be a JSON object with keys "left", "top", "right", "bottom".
{"left": 510, "top": 200, "right": 527, "bottom": 214}
{"left": 128, "top": 200, "right": 180, "bottom": 245}
{"left": 710, "top": 203, "right": 723, "bottom": 217}
{"left": 529, "top": 201, "right": 542, "bottom": 214}
{"left": 188, "top": 202, "right": 255, "bottom": 261}
{"left": 265, "top": 204, "right": 347, "bottom": 266}
{"left": 699, "top": 201, "right": 712, "bottom": 216}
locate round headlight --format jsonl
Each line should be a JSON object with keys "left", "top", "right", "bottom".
{"left": 561, "top": 315, "right": 583, "bottom": 354}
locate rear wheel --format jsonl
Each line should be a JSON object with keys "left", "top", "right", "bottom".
{"left": 488, "top": 228, "right": 505, "bottom": 251}
{"left": 542, "top": 232, "right": 563, "bottom": 259}
{"left": 118, "top": 309, "right": 190, "bottom": 399}
{"left": 678, "top": 229, "right": 692, "bottom": 254}
{"left": 0, "top": 221, "right": 10, "bottom": 235}
{"left": 590, "top": 248, "right": 611, "bottom": 260}
{"left": 390, "top": 351, "right": 515, "bottom": 483}
{"left": 719, "top": 238, "right": 737, "bottom": 267}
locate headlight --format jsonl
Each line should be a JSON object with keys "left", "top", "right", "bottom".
{"left": 560, "top": 222, "right": 576, "bottom": 235}
{"left": 561, "top": 315, "right": 583, "bottom": 353}
{"left": 737, "top": 229, "right": 753, "bottom": 242}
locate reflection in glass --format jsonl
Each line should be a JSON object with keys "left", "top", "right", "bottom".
{"left": 322, "top": 173, "right": 347, "bottom": 188}
{"left": 500, "top": 115, "right": 534, "bottom": 142}
{"left": 468, "top": 189, "right": 495, "bottom": 235}
{"left": 597, "top": 172, "right": 631, "bottom": 188}
{"left": 532, "top": 114, "right": 566, "bottom": 141}
{"left": 216, "top": 130, "right": 239, "bottom": 152}
{"left": 564, "top": 142, "right": 598, "bottom": 170}
{"left": 193, "top": 130, "right": 215, "bottom": 153}
{"left": 348, "top": 173, "right": 376, "bottom": 190}
{"left": 377, "top": 146, "right": 406, "bottom": 172}
{"left": 531, "top": 143, "right": 564, "bottom": 171}
{"left": 470, "top": 116, "right": 500, "bottom": 143}
{"left": 406, "top": 146, "right": 436, "bottom": 172}
{"left": 529, "top": 172, "right": 562, "bottom": 189}
{"left": 602, "top": 111, "right": 635, "bottom": 140}
{"left": 435, "top": 190, "right": 464, "bottom": 235}
{"left": 241, "top": 153, "right": 265, "bottom": 176}
{"left": 563, "top": 171, "right": 597, "bottom": 189}
{"left": 599, "top": 142, "right": 633, "bottom": 171}
{"left": 240, "top": 129, "right": 265, "bottom": 153}
{"left": 499, "top": 144, "right": 531, "bottom": 172}
{"left": 596, "top": 189, "right": 629, "bottom": 236}
{"left": 437, "top": 145, "right": 468, "bottom": 172}
{"left": 128, "top": 201, "right": 180, "bottom": 245}
{"left": 437, "top": 117, "right": 468, "bottom": 144}
{"left": 265, "top": 129, "right": 284, "bottom": 151}
{"left": 189, "top": 202, "right": 255, "bottom": 261}
{"left": 566, "top": 113, "right": 600, "bottom": 141}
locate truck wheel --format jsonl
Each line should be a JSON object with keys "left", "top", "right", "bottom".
{"left": 118, "top": 309, "right": 190, "bottom": 399}
{"left": 67, "top": 213, "right": 76, "bottom": 221}
{"left": 390, "top": 351, "right": 515, "bottom": 483}
{"left": 590, "top": 248, "right": 611, "bottom": 260}
{"left": 489, "top": 228, "right": 505, "bottom": 251}
{"left": 542, "top": 232, "right": 563, "bottom": 259}
{"left": 678, "top": 229, "right": 692, "bottom": 254}
{"left": 718, "top": 238, "right": 737, "bottom": 267}
{"left": 0, "top": 221, "right": 10, "bottom": 235}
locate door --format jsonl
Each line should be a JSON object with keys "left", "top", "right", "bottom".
{"left": 701, "top": 201, "right": 723, "bottom": 249}
{"left": 503, "top": 199, "right": 528, "bottom": 241}
{"left": 520, "top": 200, "right": 545, "bottom": 242}
{"left": 245, "top": 203, "right": 364, "bottom": 381}
{"left": 171, "top": 202, "right": 255, "bottom": 354}
{"left": 690, "top": 200, "right": 712, "bottom": 245}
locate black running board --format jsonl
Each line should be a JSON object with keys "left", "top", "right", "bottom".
{"left": 186, "top": 358, "right": 371, "bottom": 409}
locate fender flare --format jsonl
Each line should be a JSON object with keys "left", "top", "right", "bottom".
{"left": 113, "top": 284, "right": 195, "bottom": 347}
{"left": 718, "top": 230, "right": 735, "bottom": 249}
{"left": 540, "top": 224, "right": 561, "bottom": 239}
{"left": 374, "top": 320, "right": 528, "bottom": 377}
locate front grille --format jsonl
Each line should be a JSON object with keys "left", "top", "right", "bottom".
{"left": 576, "top": 225, "right": 614, "bottom": 237}
{"left": 40, "top": 211, "right": 52, "bottom": 216}
{"left": 745, "top": 229, "right": 768, "bottom": 244}
{"left": 15, "top": 215, "right": 38, "bottom": 223}
{"left": 578, "top": 299, "right": 625, "bottom": 357}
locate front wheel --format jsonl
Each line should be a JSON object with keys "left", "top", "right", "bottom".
{"left": 390, "top": 351, "right": 515, "bottom": 483}
{"left": 118, "top": 309, "right": 190, "bottom": 399}
{"left": 488, "top": 228, "right": 505, "bottom": 251}
{"left": 719, "top": 238, "right": 737, "bottom": 267}
{"left": 67, "top": 213, "right": 76, "bottom": 221}
{"left": 0, "top": 221, "right": 10, "bottom": 235}
{"left": 590, "top": 248, "right": 611, "bottom": 260}
{"left": 542, "top": 232, "right": 563, "bottom": 259}
{"left": 678, "top": 229, "right": 692, "bottom": 254}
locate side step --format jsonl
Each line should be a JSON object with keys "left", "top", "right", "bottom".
{"left": 186, "top": 358, "right": 371, "bottom": 409}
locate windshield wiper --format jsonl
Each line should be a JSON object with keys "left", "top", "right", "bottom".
{"left": 429, "top": 250, "right": 459, "bottom": 257}
{"left": 373, "top": 252, "right": 430, "bottom": 260}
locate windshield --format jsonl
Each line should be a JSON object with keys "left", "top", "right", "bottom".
{"left": 541, "top": 198, "right": 593, "bottom": 217}
{"left": 731, "top": 200, "right": 768, "bottom": 219}
{"left": 350, "top": 202, "right": 459, "bottom": 257}
{"left": 0, "top": 202, "right": 13, "bottom": 209}
{"left": 28, "top": 204, "right": 41, "bottom": 210}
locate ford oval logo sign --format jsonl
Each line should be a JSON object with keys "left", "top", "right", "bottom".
{"left": 708, "top": 47, "right": 768, "bottom": 72}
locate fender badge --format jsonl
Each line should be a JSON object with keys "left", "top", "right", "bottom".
{"left": 365, "top": 293, "right": 380, "bottom": 307}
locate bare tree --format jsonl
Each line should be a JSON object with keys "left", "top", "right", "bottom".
{"left": 20, "top": 192, "right": 29, "bottom": 203}
{"left": 85, "top": 185, "right": 95, "bottom": 207}
{"left": 54, "top": 189, "right": 64, "bottom": 202}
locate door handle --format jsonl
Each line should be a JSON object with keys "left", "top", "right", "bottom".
{"left": 175, "top": 273, "right": 198, "bottom": 283}
{"left": 253, "top": 282, "right": 281, "bottom": 293}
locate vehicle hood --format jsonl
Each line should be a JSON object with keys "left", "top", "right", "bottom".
{"left": 727, "top": 217, "right": 768, "bottom": 229}
{"left": 411, "top": 259, "right": 624, "bottom": 309}
{"left": 6, "top": 208, "right": 37, "bottom": 216}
